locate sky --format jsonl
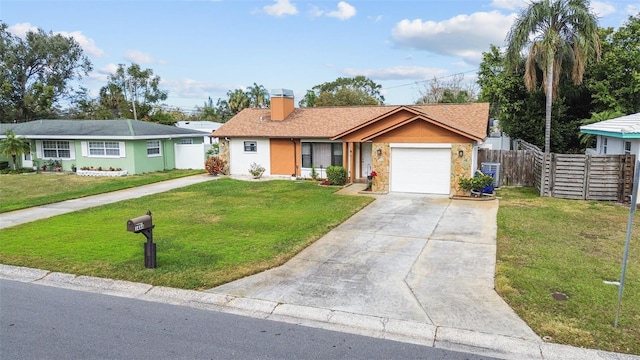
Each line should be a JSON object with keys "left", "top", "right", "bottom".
{"left": 1, "top": 0, "right": 639, "bottom": 113}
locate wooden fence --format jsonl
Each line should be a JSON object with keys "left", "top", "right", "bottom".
{"left": 477, "top": 149, "right": 536, "bottom": 186}
{"left": 482, "top": 140, "right": 636, "bottom": 202}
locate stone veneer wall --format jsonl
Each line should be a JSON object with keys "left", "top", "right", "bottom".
{"left": 371, "top": 143, "right": 389, "bottom": 192}
{"left": 219, "top": 138, "right": 230, "bottom": 173}
{"left": 370, "top": 142, "right": 474, "bottom": 195}
{"left": 452, "top": 143, "right": 473, "bottom": 196}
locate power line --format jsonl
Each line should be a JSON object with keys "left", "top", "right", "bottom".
{"left": 383, "top": 69, "right": 480, "bottom": 91}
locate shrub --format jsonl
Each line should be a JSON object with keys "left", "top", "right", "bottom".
{"left": 326, "top": 166, "right": 347, "bottom": 186}
{"left": 458, "top": 171, "right": 494, "bottom": 194}
{"left": 205, "top": 156, "right": 227, "bottom": 176}
{"left": 310, "top": 165, "right": 318, "bottom": 180}
{"left": 248, "top": 162, "right": 265, "bottom": 179}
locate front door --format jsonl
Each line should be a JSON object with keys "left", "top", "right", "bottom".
{"left": 22, "top": 152, "right": 33, "bottom": 169}
{"left": 361, "top": 142, "right": 372, "bottom": 178}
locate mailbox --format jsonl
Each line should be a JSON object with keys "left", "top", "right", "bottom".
{"left": 126, "top": 210, "right": 156, "bottom": 268}
{"left": 127, "top": 214, "right": 153, "bottom": 233}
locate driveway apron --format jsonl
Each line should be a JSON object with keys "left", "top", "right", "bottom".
{"left": 210, "top": 193, "right": 539, "bottom": 341}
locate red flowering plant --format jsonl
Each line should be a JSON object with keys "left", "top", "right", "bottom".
{"left": 370, "top": 171, "right": 377, "bottom": 177}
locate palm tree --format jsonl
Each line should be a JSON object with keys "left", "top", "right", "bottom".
{"left": 0, "top": 130, "right": 31, "bottom": 170}
{"left": 226, "top": 89, "right": 250, "bottom": 115}
{"left": 246, "top": 83, "right": 270, "bottom": 108}
{"left": 505, "top": 0, "right": 601, "bottom": 153}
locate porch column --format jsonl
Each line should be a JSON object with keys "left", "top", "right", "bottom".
{"left": 349, "top": 142, "right": 356, "bottom": 183}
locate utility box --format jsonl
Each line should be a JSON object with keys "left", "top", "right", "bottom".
{"left": 481, "top": 162, "right": 501, "bottom": 187}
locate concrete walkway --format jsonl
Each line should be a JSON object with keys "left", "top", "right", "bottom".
{"left": 1, "top": 176, "right": 638, "bottom": 359}
{"left": 0, "top": 174, "right": 219, "bottom": 229}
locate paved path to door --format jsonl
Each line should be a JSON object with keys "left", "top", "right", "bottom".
{"left": 211, "top": 193, "right": 540, "bottom": 342}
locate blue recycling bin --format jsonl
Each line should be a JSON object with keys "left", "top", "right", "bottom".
{"left": 480, "top": 170, "right": 495, "bottom": 194}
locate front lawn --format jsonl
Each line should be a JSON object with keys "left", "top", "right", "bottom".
{"left": 0, "top": 169, "right": 205, "bottom": 213}
{"left": 0, "top": 179, "right": 373, "bottom": 290}
{"left": 496, "top": 187, "right": 639, "bottom": 355}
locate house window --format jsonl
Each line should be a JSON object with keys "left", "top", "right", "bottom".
{"left": 244, "top": 141, "right": 257, "bottom": 152}
{"left": 302, "top": 143, "right": 312, "bottom": 168}
{"left": 332, "top": 143, "right": 343, "bottom": 166}
{"left": 180, "top": 138, "right": 193, "bottom": 145}
{"left": 625, "top": 141, "right": 631, "bottom": 155}
{"left": 42, "top": 140, "right": 71, "bottom": 158}
{"left": 89, "top": 141, "right": 120, "bottom": 157}
{"left": 602, "top": 138, "right": 608, "bottom": 154}
{"left": 147, "top": 140, "right": 161, "bottom": 156}
{"left": 301, "top": 142, "right": 343, "bottom": 168}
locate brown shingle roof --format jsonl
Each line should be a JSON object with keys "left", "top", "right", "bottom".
{"left": 213, "top": 103, "right": 489, "bottom": 140}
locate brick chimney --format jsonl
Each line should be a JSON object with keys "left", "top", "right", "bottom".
{"left": 270, "top": 89, "right": 294, "bottom": 121}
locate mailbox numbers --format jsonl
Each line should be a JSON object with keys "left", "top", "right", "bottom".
{"left": 134, "top": 222, "right": 144, "bottom": 231}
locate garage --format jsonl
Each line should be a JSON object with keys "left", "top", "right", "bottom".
{"left": 390, "top": 146, "right": 451, "bottom": 194}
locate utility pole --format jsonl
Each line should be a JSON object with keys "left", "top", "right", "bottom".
{"left": 128, "top": 80, "right": 137, "bottom": 121}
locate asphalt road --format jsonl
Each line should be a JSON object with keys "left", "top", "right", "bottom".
{"left": 0, "top": 279, "right": 498, "bottom": 360}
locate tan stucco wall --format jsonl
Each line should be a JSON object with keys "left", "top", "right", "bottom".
{"left": 371, "top": 143, "right": 389, "bottom": 192}
{"left": 270, "top": 138, "right": 299, "bottom": 176}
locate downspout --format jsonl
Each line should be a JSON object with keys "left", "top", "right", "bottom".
{"left": 291, "top": 138, "right": 297, "bottom": 177}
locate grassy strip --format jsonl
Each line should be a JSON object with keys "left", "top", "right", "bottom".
{"left": 0, "top": 179, "right": 373, "bottom": 290}
{"left": 0, "top": 169, "right": 205, "bottom": 213}
{"left": 495, "top": 187, "right": 639, "bottom": 354}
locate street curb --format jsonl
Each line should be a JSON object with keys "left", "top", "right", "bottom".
{"left": 2, "top": 264, "right": 638, "bottom": 360}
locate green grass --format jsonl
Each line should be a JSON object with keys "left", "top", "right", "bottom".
{"left": 0, "top": 169, "right": 205, "bottom": 213}
{"left": 0, "top": 178, "right": 373, "bottom": 290}
{"left": 495, "top": 187, "right": 640, "bottom": 355}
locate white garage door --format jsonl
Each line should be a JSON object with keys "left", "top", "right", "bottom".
{"left": 390, "top": 147, "right": 451, "bottom": 194}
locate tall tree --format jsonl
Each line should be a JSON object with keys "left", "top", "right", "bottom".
{"left": 415, "top": 74, "right": 475, "bottom": 104}
{"left": 246, "top": 83, "right": 270, "bottom": 108}
{"left": 0, "top": 130, "right": 31, "bottom": 170}
{"left": 505, "top": 0, "right": 601, "bottom": 153}
{"left": 0, "top": 22, "right": 92, "bottom": 123}
{"left": 303, "top": 76, "right": 384, "bottom": 107}
{"left": 587, "top": 15, "right": 640, "bottom": 115}
{"left": 98, "top": 63, "right": 168, "bottom": 120}
{"left": 298, "top": 90, "right": 318, "bottom": 108}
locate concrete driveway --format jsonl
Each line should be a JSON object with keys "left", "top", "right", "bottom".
{"left": 210, "top": 193, "right": 540, "bottom": 342}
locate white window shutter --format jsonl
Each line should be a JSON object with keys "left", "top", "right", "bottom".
{"left": 119, "top": 142, "right": 126, "bottom": 157}
{"left": 36, "top": 140, "right": 43, "bottom": 158}
{"left": 69, "top": 141, "right": 76, "bottom": 160}
{"left": 81, "top": 141, "right": 88, "bottom": 157}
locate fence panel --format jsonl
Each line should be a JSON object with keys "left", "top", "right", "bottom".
{"left": 494, "top": 140, "right": 634, "bottom": 203}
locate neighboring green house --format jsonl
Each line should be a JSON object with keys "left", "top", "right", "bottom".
{"left": 0, "top": 119, "right": 211, "bottom": 174}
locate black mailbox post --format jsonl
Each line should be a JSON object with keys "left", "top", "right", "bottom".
{"left": 126, "top": 210, "right": 156, "bottom": 268}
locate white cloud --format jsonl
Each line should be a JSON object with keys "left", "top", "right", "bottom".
{"left": 264, "top": 0, "right": 298, "bottom": 17}
{"left": 162, "top": 78, "right": 232, "bottom": 99}
{"left": 342, "top": 66, "right": 448, "bottom": 80}
{"left": 124, "top": 50, "right": 166, "bottom": 65}
{"left": 391, "top": 11, "right": 516, "bottom": 64}
{"left": 7, "top": 22, "right": 105, "bottom": 57}
{"left": 57, "top": 30, "right": 105, "bottom": 57}
{"left": 626, "top": 4, "right": 639, "bottom": 15}
{"left": 7, "top": 22, "right": 37, "bottom": 38}
{"left": 368, "top": 15, "right": 383, "bottom": 23}
{"left": 326, "top": 1, "right": 356, "bottom": 20}
{"left": 591, "top": 1, "right": 616, "bottom": 17}
{"left": 309, "top": 5, "right": 324, "bottom": 17}
{"left": 490, "top": 0, "right": 527, "bottom": 11}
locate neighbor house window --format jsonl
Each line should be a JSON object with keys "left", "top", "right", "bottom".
{"left": 42, "top": 140, "right": 71, "bottom": 158}
{"left": 602, "top": 138, "right": 608, "bottom": 154}
{"left": 180, "top": 138, "right": 193, "bottom": 145}
{"left": 301, "top": 142, "right": 343, "bottom": 168}
{"left": 625, "top": 141, "right": 631, "bottom": 154}
{"left": 147, "top": 140, "right": 161, "bottom": 156}
{"left": 89, "top": 141, "right": 120, "bottom": 157}
{"left": 244, "top": 141, "right": 257, "bottom": 152}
